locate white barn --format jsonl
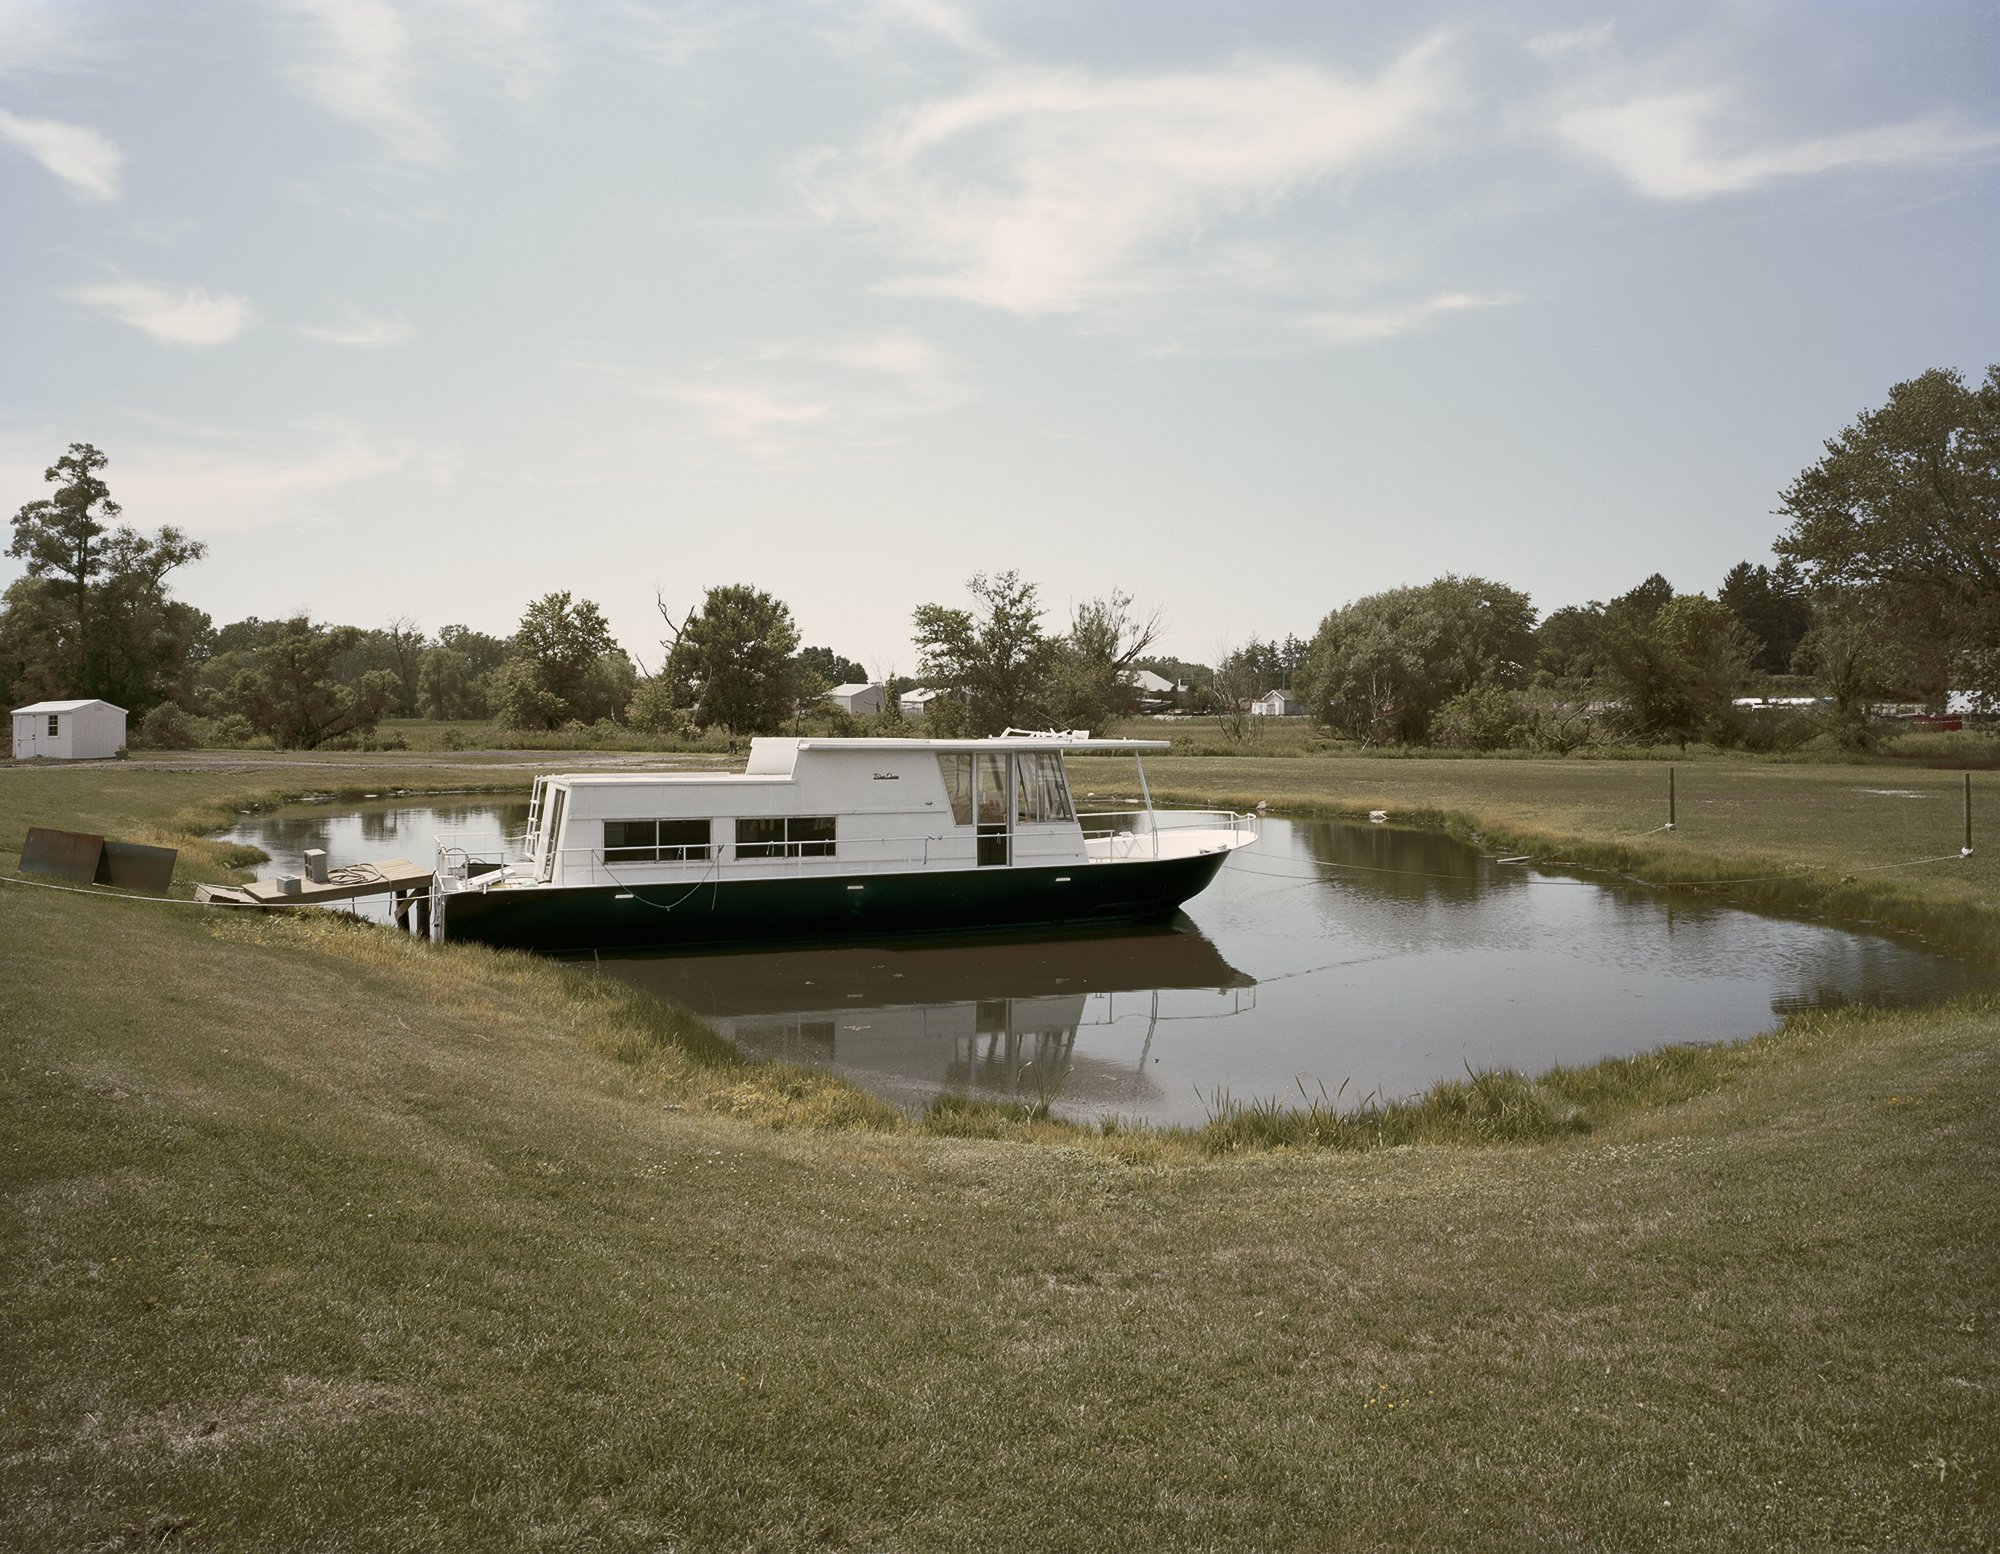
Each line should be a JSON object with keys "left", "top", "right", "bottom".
{"left": 827, "top": 682, "right": 885, "bottom": 716}
{"left": 12, "top": 699, "right": 127, "bottom": 760}
{"left": 899, "top": 687, "right": 948, "bottom": 717}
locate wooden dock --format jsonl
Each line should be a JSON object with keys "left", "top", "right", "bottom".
{"left": 232, "top": 858, "right": 433, "bottom": 908}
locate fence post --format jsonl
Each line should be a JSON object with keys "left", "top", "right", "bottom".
{"left": 1965, "top": 772, "right": 1974, "bottom": 857}
{"left": 1667, "top": 765, "right": 1676, "bottom": 831}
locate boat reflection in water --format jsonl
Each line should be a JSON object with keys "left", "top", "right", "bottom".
{"left": 596, "top": 923, "right": 1256, "bottom": 1117}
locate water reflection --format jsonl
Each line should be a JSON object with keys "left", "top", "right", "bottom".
{"left": 221, "top": 804, "right": 1997, "bottom": 1126}
{"left": 604, "top": 928, "right": 1256, "bottom": 1115}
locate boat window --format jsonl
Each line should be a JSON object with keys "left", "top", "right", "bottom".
{"left": 604, "top": 819, "right": 712, "bottom": 863}
{"left": 936, "top": 754, "right": 973, "bottom": 826}
{"left": 974, "top": 752, "right": 1009, "bottom": 825}
{"left": 1014, "top": 752, "right": 1073, "bottom": 823}
{"left": 735, "top": 817, "right": 837, "bottom": 859}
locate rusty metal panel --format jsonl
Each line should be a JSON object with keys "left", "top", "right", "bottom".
{"left": 20, "top": 826, "right": 105, "bottom": 884}
{"left": 97, "top": 840, "right": 178, "bottom": 895}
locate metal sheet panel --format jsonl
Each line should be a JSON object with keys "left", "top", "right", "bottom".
{"left": 97, "top": 840, "right": 178, "bottom": 895}
{"left": 19, "top": 826, "right": 105, "bottom": 884}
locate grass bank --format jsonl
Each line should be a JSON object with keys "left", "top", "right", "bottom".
{"left": 3, "top": 754, "right": 1997, "bottom": 1548}
{"left": 1072, "top": 752, "right": 2000, "bottom": 960}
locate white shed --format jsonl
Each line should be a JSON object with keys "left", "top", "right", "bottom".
{"left": 899, "top": 687, "right": 947, "bottom": 717}
{"left": 1251, "top": 690, "right": 1303, "bottom": 717}
{"left": 12, "top": 699, "right": 128, "bottom": 759}
{"left": 827, "top": 682, "right": 885, "bottom": 716}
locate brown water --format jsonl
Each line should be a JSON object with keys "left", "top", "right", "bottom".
{"left": 225, "top": 802, "right": 1996, "bottom": 1126}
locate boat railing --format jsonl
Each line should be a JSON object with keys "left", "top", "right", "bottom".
{"left": 499, "top": 808, "right": 1256, "bottom": 886}
{"left": 1076, "top": 807, "right": 1259, "bottom": 859}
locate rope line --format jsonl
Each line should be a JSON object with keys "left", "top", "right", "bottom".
{"left": 0, "top": 872, "right": 265, "bottom": 907}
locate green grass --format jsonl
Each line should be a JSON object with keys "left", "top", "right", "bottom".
{"left": 3, "top": 752, "right": 1997, "bottom": 1549}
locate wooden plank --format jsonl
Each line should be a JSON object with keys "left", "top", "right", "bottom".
{"left": 241, "top": 857, "right": 432, "bottom": 907}
{"left": 20, "top": 827, "right": 105, "bottom": 884}
{"left": 97, "top": 840, "right": 178, "bottom": 896}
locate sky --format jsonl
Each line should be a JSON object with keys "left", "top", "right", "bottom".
{"left": 2, "top": 0, "right": 1996, "bottom": 675}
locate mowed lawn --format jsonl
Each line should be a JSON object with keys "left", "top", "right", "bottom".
{"left": 3, "top": 753, "right": 1997, "bottom": 1551}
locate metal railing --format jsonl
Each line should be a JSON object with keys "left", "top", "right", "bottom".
{"left": 438, "top": 809, "right": 1257, "bottom": 888}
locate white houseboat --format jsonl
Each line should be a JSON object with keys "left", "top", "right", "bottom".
{"left": 430, "top": 734, "right": 1256, "bottom": 954}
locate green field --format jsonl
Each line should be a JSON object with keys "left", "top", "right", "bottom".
{"left": 3, "top": 751, "right": 1996, "bottom": 1550}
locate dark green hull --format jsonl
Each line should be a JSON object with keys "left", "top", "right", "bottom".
{"left": 439, "top": 852, "right": 1231, "bottom": 956}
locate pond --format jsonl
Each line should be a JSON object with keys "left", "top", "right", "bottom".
{"left": 223, "top": 799, "right": 1996, "bottom": 1128}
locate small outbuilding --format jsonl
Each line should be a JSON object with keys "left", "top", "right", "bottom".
{"left": 827, "top": 682, "right": 885, "bottom": 716}
{"left": 1251, "top": 690, "right": 1303, "bottom": 717}
{"left": 11, "top": 699, "right": 128, "bottom": 760}
{"left": 899, "top": 687, "right": 948, "bottom": 717}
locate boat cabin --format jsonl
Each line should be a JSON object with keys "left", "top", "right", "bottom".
{"left": 505, "top": 736, "right": 1164, "bottom": 890}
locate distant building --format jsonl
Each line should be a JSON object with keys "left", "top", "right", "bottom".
{"left": 899, "top": 687, "right": 948, "bottom": 717}
{"left": 11, "top": 699, "right": 127, "bottom": 760}
{"left": 827, "top": 682, "right": 885, "bottom": 716}
{"left": 1946, "top": 690, "right": 1997, "bottom": 718}
{"left": 1126, "top": 668, "right": 1184, "bottom": 714}
{"left": 1251, "top": 690, "right": 1303, "bottom": 717}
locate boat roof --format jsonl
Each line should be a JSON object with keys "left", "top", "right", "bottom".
{"left": 535, "top": 733, "right": 1167, "bottom": 786}
{"left": 787, "top": 736, "right": 1168, "bottom": 752}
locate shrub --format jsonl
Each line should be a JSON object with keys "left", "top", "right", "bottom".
{"left": 1431, "top": 687, "right": 1522, "bottom": 751}
{"left": 133, "top": 701, "right": 198, "bottom": 749}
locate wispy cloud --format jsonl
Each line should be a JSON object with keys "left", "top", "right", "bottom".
{"left": 1297, "top": 290, "right": 1517, "bottom": 345}
{"left": 68, "top": 280, "right": 252, "bottom": 346}
{"left": 800, "top": 36, "right": 1460, "bottom": 315}
{"left": 299, "top": 306, "right": 414, "bottom": 347}
{"left": 0, "top": 0, "right": 92, "bottom": 75}
{"left": 111, "top": 422, "right": 414, "bottom": 531}
{"left": 668, "top": 384, "right": 830, "bottom": 450}
{"left": 824, "top": 0, "right": 997, "bottom": 58}
{"left": 1525, "top": 22, "right": 1613, "bottom": 60}
{"left": 280, "top": 0, "right": 450, "bottom": 165}
{"left": 1552, "top": 90, "right": 2000, "bottom": 201}
{"left": 593, "top": 328, "right": 967, "bottom": 460}
{"left": 0, "top": 106, "right": 121, "bottom": 199}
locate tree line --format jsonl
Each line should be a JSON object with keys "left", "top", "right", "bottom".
{"left": 5, "top": 364, "right": 1995, "bottom": 750}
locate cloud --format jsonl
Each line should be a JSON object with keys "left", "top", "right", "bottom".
{"left": 811, "top": 329, "right": 945, "bottom": 378}
{"left": 1525, "top": 22, "right": 1613, "bottom": 59}
{"left": 0, "top": 107, "right": 121, "bottom": 199}
{"left": 299, "top": 306, "right": 414, "bottom": 347}
{"left": 1553, "top": 91, "right": 2000, "bottom": 201}
{"left": 1296, "top": 290, "right": 1517, "bottom": 344}
{"left": 281, "top": 0, "right": 450, "bottom": 165}
{"left": 826, "top": 0, "right": 996, "bottom": 58}
{"left": 109, "top": 423, "right": 414, "bottom": 531}
{"left": 68, "top": 280, "right": 253, "bottom": 345}
{"left": 800, "top": 36, "right": 1459, "bottom": 314}
{"left": 668, "top": 384, "right": 830, "bottom": 448}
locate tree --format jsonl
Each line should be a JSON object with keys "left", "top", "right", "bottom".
{"left": 1717, "top": 560, "right": 1813, "bottom": 675}
{"left": 1042, "top": 590, "right": 1162, "bottom": 733}
{"left": 497, "top": 592, "right": 626, "bottom": 728}
{"left": 911, "top": 571, "right": 1052, "bottom": 736}
{"left": 1297, "top": 575, "right": 1537, "bottom": 744}
{"left": 1775, "top": 365, "right": 2000, "bottom": 700}
{"left": 795, "top": 645, "right": 866, "bottom": 687}
{"left": 5, "top": 442, "right": 207, "bottom": 710}
{"left": 660, "top": 584, "right": 800, "bottom": 733}
{"left": 418, "top": 647, "right": 482, "bottom": 719}
{"left": 222, "top": 616, "right": 400, "bottom": 748}
{"left": 1600, "top": 593, "right": 1756, "bottom": 746}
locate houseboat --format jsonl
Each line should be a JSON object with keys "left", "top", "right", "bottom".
{"left": 429, "top": 734, "right": 1257, "bottom": 954}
